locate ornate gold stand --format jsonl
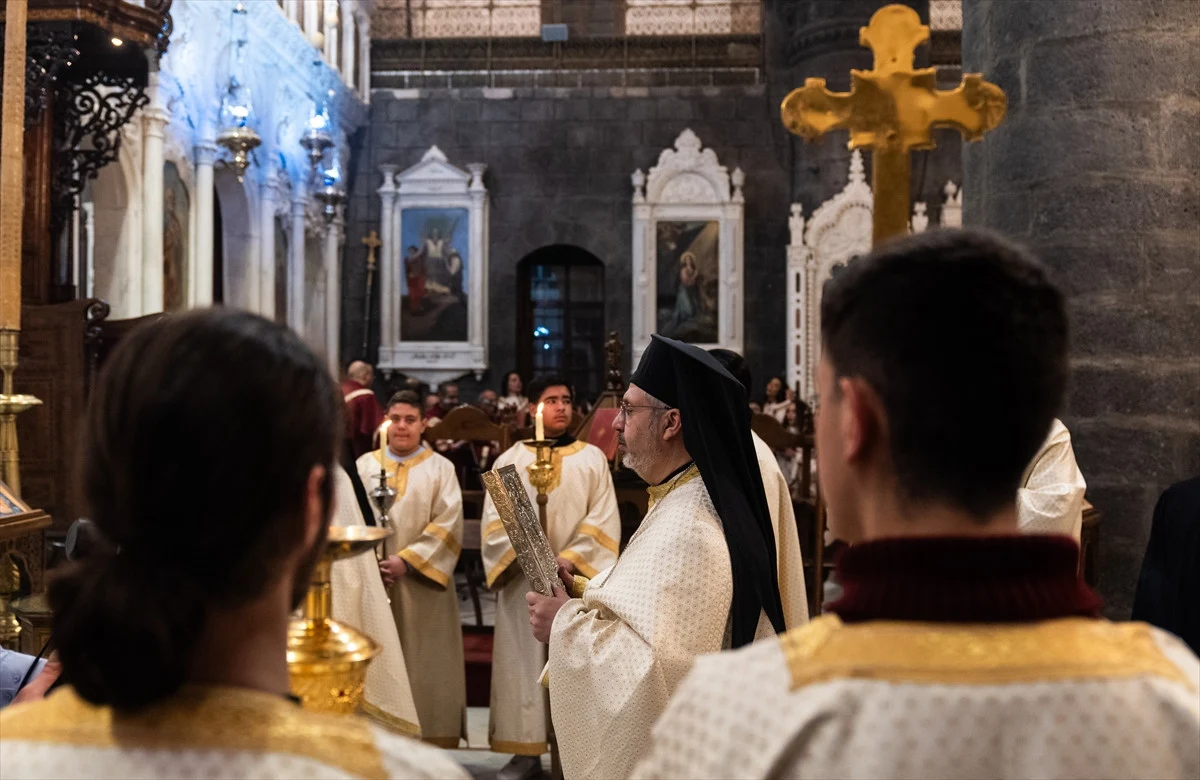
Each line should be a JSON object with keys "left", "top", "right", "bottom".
{"left": 287, "top": 524, "right": 392, "bottom": 714}
{"left": 0, "top": 330, "right": 43, "bottom": 496}
{"left": 526, "top": 440, "right": 554, "bottom": 534}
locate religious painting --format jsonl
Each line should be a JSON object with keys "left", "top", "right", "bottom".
{"left": 399, "top": 206, "right": 469, "bottom": 343}
{"left": 162, "top": 162, "right": 189, "bottom": 311}
{"left": 655, "top": 220, "right": 719, "bottom": 344}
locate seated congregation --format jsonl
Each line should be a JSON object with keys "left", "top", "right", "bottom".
{"left": 1, "top": 230, "right": 1197, "bottom": 780}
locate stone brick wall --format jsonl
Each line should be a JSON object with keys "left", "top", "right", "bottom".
{"left": 963, "top": 0, "right": 1200, "bottom": 616}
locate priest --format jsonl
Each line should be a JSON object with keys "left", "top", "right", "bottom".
{"left": 526, "top": 335, "right": 786, "bottom": 780}
{"left": 710, "top": 348, "right": 809, "bottom": 629}
{"left": 1017, "top": 417, "right": 1087, "bottom": 540}
{"left": 631, "top": 230, "right": 1200, "bottom": 779}
{"left": 481, "top": 376, "right": 620, "bottom": 779}
{"left": 330, "top": 466, "right": 422, "bottom": 738}
{"left": 356, "top": 390, "right": 467, "bottom": 748}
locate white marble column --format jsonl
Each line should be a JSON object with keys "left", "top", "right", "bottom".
{"left": 323, "top": 207, "right": 343, "bottom": 374}
{"left": 303, "top": 0, "right": 320, "bottom": 45}
{"left": 376, "top": 165, "right": 398, "bottom": 358}
{"left": 82, "top": 202, "right": 95, "bottom": 298}
{"left": 289, "top": 193, "right": 308, "bottom": 333}
{"left": 141, "top": 67, "right": 168, "bottom": 313}
{"left": 357, "top": 12, "right": 370, "bottom": 102}
{"left": 192, "top": 140, "right": 219, "bottom": 307}
{"left": 323, "top": 0, "right": 338, "bottom": 66}
{"left": 258, "top": 172, "right": 279, "bottom": 319}
{"left": 284, "top": 0, "right": 299, "bottom": 24}
{"left": 341, "top": 3, "right": 356, "bottom": 88}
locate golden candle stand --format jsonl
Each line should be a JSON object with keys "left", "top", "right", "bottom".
{"left": 525, "top": 440, "right": 555, "bottom": 535}
{"left": 286, "top": 524, "right": 392, "bottom": 715}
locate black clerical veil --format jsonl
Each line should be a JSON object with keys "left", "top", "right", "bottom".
{"left": 630, "top": 334, "right": 786, "bottom": 647}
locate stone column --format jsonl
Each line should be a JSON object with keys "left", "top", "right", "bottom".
{"left": 289, "top": 193, "right": 308, "bottom": 333}
{"left": 141, "top": 66, "right": 168, "bottom": 314}
{"left": 258, "top": 171, "right": 279, "bottom": 319}
{"left": 192, "top": 140, "right": 219, "bottom": 307}
{"left": 323, "top": 0, "right": 338, "bottom": 66}
{"left": 963, "top": 0, "right": 1200, "bottom": 616}
{"left": 376, "top": 165, "right": 398, "bottom": 357}
{"left": 303, "top": 0, "right": 320, "bottom": 45}
{"left": 324, "top": 207, "right": 344, "bottom": 375}
{"left": 341, "top": 3, "right": 356, "bottom": 88}
{"left": 284, "top": 0, "right": 299, "bottom": 24}
{"left": 82, "top": 202, "right": 95, "bottom": 299}
{"left": 357, "top": 12, "right": 370, "bottom": 102}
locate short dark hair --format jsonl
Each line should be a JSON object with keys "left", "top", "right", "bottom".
{"left": 820, "top": 229, "right": 1067, "bottom": 519}
{"left": 51, "top": 309, "right": 342, "bottom": 710}
{"left": 526, "top": 375, "right": 574, "bottom": 406}
{"left": 387, "top": 390, "right": 425, "bottom": 418}
{"left": 708, "top": 348, "right": 752, "bottom": 393}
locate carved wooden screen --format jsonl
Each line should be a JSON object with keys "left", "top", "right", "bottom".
{"left": 624, "top": 0, "right": 760, "bottom": 35}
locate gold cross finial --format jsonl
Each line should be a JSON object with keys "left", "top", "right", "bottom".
{"left": 780, "top": 4, "right": 1007, "bottom": 245}
{"left": 361, "top": 230, "right": 381, "bottom": 268}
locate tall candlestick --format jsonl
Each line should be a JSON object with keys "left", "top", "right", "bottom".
{"left": 535, "top": 402, "right": 545, "bottom": 441}
{"left": 378, "top": 420, "right": 391, "bottom": 463}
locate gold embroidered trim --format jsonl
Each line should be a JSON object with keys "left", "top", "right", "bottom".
{"left": 781, "top": 615, "right": 1195, "bottom": 691}
{"left": 646, "top": 463, "right": 701, "bottom": 510}
{"left": 520, "top": 439, "right": 587, "bottom": 494}
{"left": 558, "top": 549, "right": 598, "bottom": 579}
{"left": 484, "top": 520, "right": 505, "bottom": 539}
{"left": 575, "top": 523, "right": 620, "bottom": 554}
{"left": 489, "top": 738, "right": 549, "bottom": 756}
{"left": 373, "top": 448, "right": 436, "bottom": 499}
{"left": 485, "top": 548, "right": 517, "bottom": 588}
{"left": 569, "top": 574, "right": 590, "bottom": 599}
{"left": 0, "top": 685, "right": 387, "bottom": 778}
{"left": 398, "top": 548, "right": 451, "bottom": 588}
{"left": 360, "top": 700, "right": 422, "bottom": 738}
{"left": 419, "top": 521, "right": 462, "bottom": 557}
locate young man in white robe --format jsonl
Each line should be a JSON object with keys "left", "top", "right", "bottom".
{"left": 481, "top": 376, "right": 620, "bottom": 779}
{"left": 0, "top": 310, "right": 467, "bottom": 779}
{"left": 356, "top": 390, "right": 467, "bottom": 748}
{"left": 632, "top": 230, "right": 1200, "bottom": 780}
{"left": 330, "top": 465, "right": 422, "bottom": 738}
{"left": 526, "top": 337, "right": 787, "bottom": 780}
{"left": 710, "top": 348, "right": 809, "bottom": 629}
{"left": 1018, "top": 417, "right": 1087, "bottom": 540}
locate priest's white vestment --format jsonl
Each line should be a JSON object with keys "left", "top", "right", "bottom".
{"left": 752, "top": 431, "right": 809, "bottom": 629}
{"left": 1018, "top": 418, "right": 1087, "bottom": 540}
{"left": 480, "top": 439, "right": 620, "bottom": 756}
{"left": 546, "top": 465, "right": 775, "bottom": 780}
{"left": 0, "top": 684, "right": 469, "bottom": 779}
{"left": 356, "top": 449, "right": 467, "bottom": 747}
{"left": 330, "top": 467, "right": 422, "bottom": 738}
{"left": 633, "top": 614, "right": 1200, "bottom": 780}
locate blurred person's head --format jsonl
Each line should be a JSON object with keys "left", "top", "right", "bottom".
{"left": 526, "top": 376, "right": 574, "bottom": 439}
{"left": 503, "top": 371, "right": 524, "bottom": 397}
{"left": 50, "top": 309, "right": 342, "bottom": 710}
{"left": 385, "top": 391, "right": 428, "bottom": 457}
{"left": 346, "top": 360, "right": 373, "bottom": 386}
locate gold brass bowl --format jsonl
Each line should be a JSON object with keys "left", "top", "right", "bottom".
{"left": 286, "top": 524, "right": 392, "bottom": 714}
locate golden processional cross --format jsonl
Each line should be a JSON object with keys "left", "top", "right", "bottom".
{"left": 781, "top": 4, "right": 1007, "bottom": 245}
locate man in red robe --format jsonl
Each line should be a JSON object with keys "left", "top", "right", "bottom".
{"left": 342, "top": 361, "right": 383, "bottom": 458}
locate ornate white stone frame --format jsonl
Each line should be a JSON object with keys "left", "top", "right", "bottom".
{"left": 631, "top": 129, "right": 745, "bottom": 366}
{"left": 377, "top": 146, "right": 489, "bottom": 385}
{"left": 786, "top": 150, "right": 873, "bottom": 402}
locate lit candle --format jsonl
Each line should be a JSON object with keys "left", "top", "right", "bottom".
{"left": 535, "top": 402, "right": 545, "bottom": 441}
{"left": 378, "top": 420, "right": 392, "bottom": 463}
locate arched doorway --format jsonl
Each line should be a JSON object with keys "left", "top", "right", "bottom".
{"left": 88, "top": 148, "right": 137, "bottom": 316}
{"left": 516, "top": 245, "right": 605, "bottom": 402}
{"left": 213, "top": 167, "right": 258, "bottom": 308}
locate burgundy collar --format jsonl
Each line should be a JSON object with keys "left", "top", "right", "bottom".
{"left": 828, "top": 535, "right": 1102, "bottom": 623}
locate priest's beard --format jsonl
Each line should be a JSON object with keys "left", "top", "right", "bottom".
{"left": 622, "top": 439, "right": 667, "bottom": 484}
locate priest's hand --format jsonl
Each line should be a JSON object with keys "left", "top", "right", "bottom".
{"left": 527, "top": 585, "right": 571, "bottom": 644}
{"left": 380, "top": 555, "right": 408, "bottom": 588}
{"left": 556, "top": 556, "right": 576, "bottom": 578}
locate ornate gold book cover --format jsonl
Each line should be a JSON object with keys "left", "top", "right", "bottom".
{"left": 481, "top": 465, "right": 559, "bottom": 596}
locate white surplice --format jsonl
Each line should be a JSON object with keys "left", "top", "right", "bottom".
{"left": 0, "top": 684, "right": 468, "bottom": 780}
{"left": 330, "top": 466, "right": 422, "bottom": 738}
{"left": 480, "top": 439, "right": 620, "bottom": 756}
{"left": 546, "top": 465, "right": 775, "bottom": 780}
{"left": 633, "top": 614, "right": 1200, "bottom": 780}
{"left": 1018, "top": 418, "right": 1087, "bottom": 540}
{"left": 355, "top": 449, "right": 467, "bottom": 747}
{"left": 752, "top": 431, "right": 809, "bottom": 630}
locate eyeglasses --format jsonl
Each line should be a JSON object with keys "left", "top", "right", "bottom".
{"left": 617, "top": 402, "right": 668, "bottom": 418}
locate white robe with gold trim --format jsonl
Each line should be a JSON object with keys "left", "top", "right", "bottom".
{"left": 752, "top": 431, "right": 809, "bottom": 629}
{"left": 1018, "top": 418, "right": 1087, "bottom": 541}
{"left": 546, "top": 467, "right": 775, "bottom": 780}
{"left": 355, "top": 449, "right": 467, "bottom": 747}
{"left": 0, "top": 684, "right": 468, "bottom": 779}
{"left": 480, "top": 440, "right": 620, "bottom": 756}
{"left": 633, "top": 615, "right": 1200, "bottom": 780}
{"left": 330, "top": 467, "right": 421, "bottom": 738}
